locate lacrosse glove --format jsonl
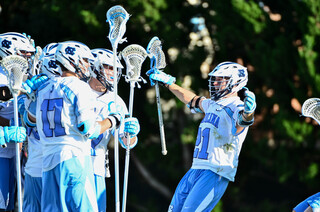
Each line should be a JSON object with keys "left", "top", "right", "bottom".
{"left": 18, "top": 95, "right": 26, "bottom": 116}
{"left": 23, "top": 74, "right": 49, "bottom": 94}
{"left": 243, "top": 87, "right": 256, "bottom": 114}
{"left": 237, "top": 87, "right": 256, "bottom": 127}
{"left": 78, "top": 119, "right": 101, "bottom": 140}
{"left": 146, "top": 69, "right": 176, "bottom": 86}
{"left": 0, "top": 126, "right": 26, "bottom": 146}
{"left": 124, "top": 117, "right": 140, "bottom": 137}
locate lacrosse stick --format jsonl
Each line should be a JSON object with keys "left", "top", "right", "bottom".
{"left": 301, "top": 98, "right": 320, "bottom": 125}
{"left": 146, "top": 36, "right": 168, "bottom": 155}
{"left": 106, "top": 5, "right": 130, "bottom": 212}
{"left": 121, "top": 44, "right": 147, "bottom": 212}
{"left": 1, "top": 55, "right": 28, "bottom": 212}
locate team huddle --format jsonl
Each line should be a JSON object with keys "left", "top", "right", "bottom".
{"left": 0, "top": 29, "right": 259, "bottom": 211}
{"left": 0, "top": 32, "right": 139, "bottom": 212}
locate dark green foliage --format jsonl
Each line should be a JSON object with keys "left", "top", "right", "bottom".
{"left": 1, "top": 0, "right": 320, "bottom": 211}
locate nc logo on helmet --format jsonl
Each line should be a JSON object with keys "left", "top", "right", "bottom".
{"left": 65, "top": 47, "right": 76, "bottom": 55}
{"left": 1, "top": 40, "right": 11, "bottom": 49}
{"left": 238, "top": 69, "right": 245, "bottom": 77}
{"left": 48, "top": 60, "right": 58, "bottom": 69}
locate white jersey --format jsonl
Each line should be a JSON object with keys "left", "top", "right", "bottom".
{"left": 191, "top": 97, "right": 249, "bottom": 182}
{"left": 24, "top": 127, "right": 42, "bottom": 177}
{"left": 91, "top": 90, "right": 128, "bottom": 177}
{"left": 35, "top": 77, "right": 98, "bottom": 172}
{"left": 0, "top": 100, "right": 15, "bottom": 158}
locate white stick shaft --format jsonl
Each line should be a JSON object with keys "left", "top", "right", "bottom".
{"left": 122, "top": 82, "right": 135, "bottom": 212}
{"left": 13, "top": 93, "right": 23, "bottom": 212}
{"left": 155, "top": 82, "right": 167, "bottom": 155}
{"left": 112, "top": 47, "right": 120, "bottom": 212}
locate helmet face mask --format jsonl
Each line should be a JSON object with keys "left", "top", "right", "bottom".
{"left": 55, "top": 41, "right": 94, "bottom": 82}
{"left": 208, "top": 62, "right": 248, "bottom": 101}
{"left": 91, "top": 48, "right": 123, "bottom": 91}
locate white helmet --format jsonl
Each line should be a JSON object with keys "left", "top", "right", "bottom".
{"left": 55, "top": 41, "right": 94, "bottom": 81}
{"left": 0, "top": 32, "right": 35, "bottom": 59}
{"left": 38, "top": 42, "right": 62, "bottom": 77}
{"left": 208, "top": 62, "right": 248, "bottom": 100}
{"left": 91, "top": 48, "right": 123, "bottom": 91}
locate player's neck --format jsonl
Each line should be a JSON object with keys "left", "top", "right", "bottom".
{"left": 62, "top": 71, "right": 77, "bottom": 78}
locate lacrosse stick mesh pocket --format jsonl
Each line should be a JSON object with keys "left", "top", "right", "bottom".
{"left": 147, "top": 37, "right": 166, "bottom": 69}
{"left": 1, "top": 55, "right": 28, "bottom": 93}
{"left": 302, "top": 98, "right": 320, "bottom": 125}
{"left": 122, "top": 44, "right": 147, "bottom": 82}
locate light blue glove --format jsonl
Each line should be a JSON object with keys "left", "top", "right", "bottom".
{"left": 18, "top": 96, "right": 26, "bottom": 116}
{"left": 146, "top": 69, "right": 176, "bottom": 86}
{"left": 0, "top": 126, "right": 26, "bottom": 145}
{"left": 124, "top": 117, "right": 140, "bottom": 137}
{"left": 243, "top": 87, "right": 256, "bottom": 114}
{"left": 77, "top": 119, "right": 101, "bottom": 139}
{"left": 23, "top": 74, "right": 49, "bottom": 94}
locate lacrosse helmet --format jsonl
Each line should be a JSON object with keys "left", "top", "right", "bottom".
{"left": 208, "top": 62, "right": 248, "bottom": 101}
{"left": 90, "top": 48, "right": 123, "bottom": 91}
{"left": 38, "top": 42, "right": 62, "bottom": 78}
{"left": 55, "top": 41, "right": 94, "bottom": 81}
{"left": 0, "top": 32, "right": 35, "bottom": 59}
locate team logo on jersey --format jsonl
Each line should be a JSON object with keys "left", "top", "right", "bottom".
{"left": 65, "top": 46, "right": 76, "bottom": 55}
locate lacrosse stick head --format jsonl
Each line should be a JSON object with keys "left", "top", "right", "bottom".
{"left": 0, "top": 55, "right": 28, "bottom": 94}
{"left": 301, "top": 98, "right": 320, "bottom": 125}
{"left": 121, "top": 44, "right": 147, "bottom": 83}
{"left": 106, "top": 5, "right": 130, "bottom": 49}
{"left": 146, "top": 36, "right": 166, "bottom": 70}
{"left": 91, "top": 48, "right": 124, "bottom": 91}
{"left": 29, "top": 46, "right": 43, "bottom": 76}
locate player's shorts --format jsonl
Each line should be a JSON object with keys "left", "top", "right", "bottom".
{"left": 41, "top": 155, "right": 98, "bottom": 212}
{"left": 23, "top": 173, "right": 42, "bottom": 212}
{"left": 94, "top": 174, "right": 106, "bottom": 212}
{"left": 168, "top": 169, "right": 229, "bottom": 212}
{"left": 0, "top": 157, "right": 15, "bottom": 211}
{"left": 293, "top": 192, "right": 320, "bottom": 212}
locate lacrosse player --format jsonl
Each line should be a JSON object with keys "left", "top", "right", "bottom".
{"left": 24, "top": 41, "right": 123, "bottom": 212}
{"left": 89, "top": 48, "right": 140, "bottom": 211}
{"left": 22, "top": 42, "right": 60, "bottom": 212}
{"left": 148, "top": 61, "right": 256, "bottom": 211}
{"left": 293, "top": 192, "right": 320, "bottom": 212}
{"left": 0, "top": 32, "right": 35, "bottom": 211}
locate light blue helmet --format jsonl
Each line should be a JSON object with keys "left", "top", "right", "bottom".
{"left": 55, "top": 41, "right": 94, "bottom": 81}
{"left": 208, "top": 62, "right": 248, "bottom": 100}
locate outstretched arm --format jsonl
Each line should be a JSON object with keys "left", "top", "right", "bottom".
{"left": 148, "top": 70, "right": 205, "bottom": 112}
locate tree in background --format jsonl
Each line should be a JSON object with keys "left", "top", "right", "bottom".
{"left": 1, "top": 0, "right": 320, "bottom": 211}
